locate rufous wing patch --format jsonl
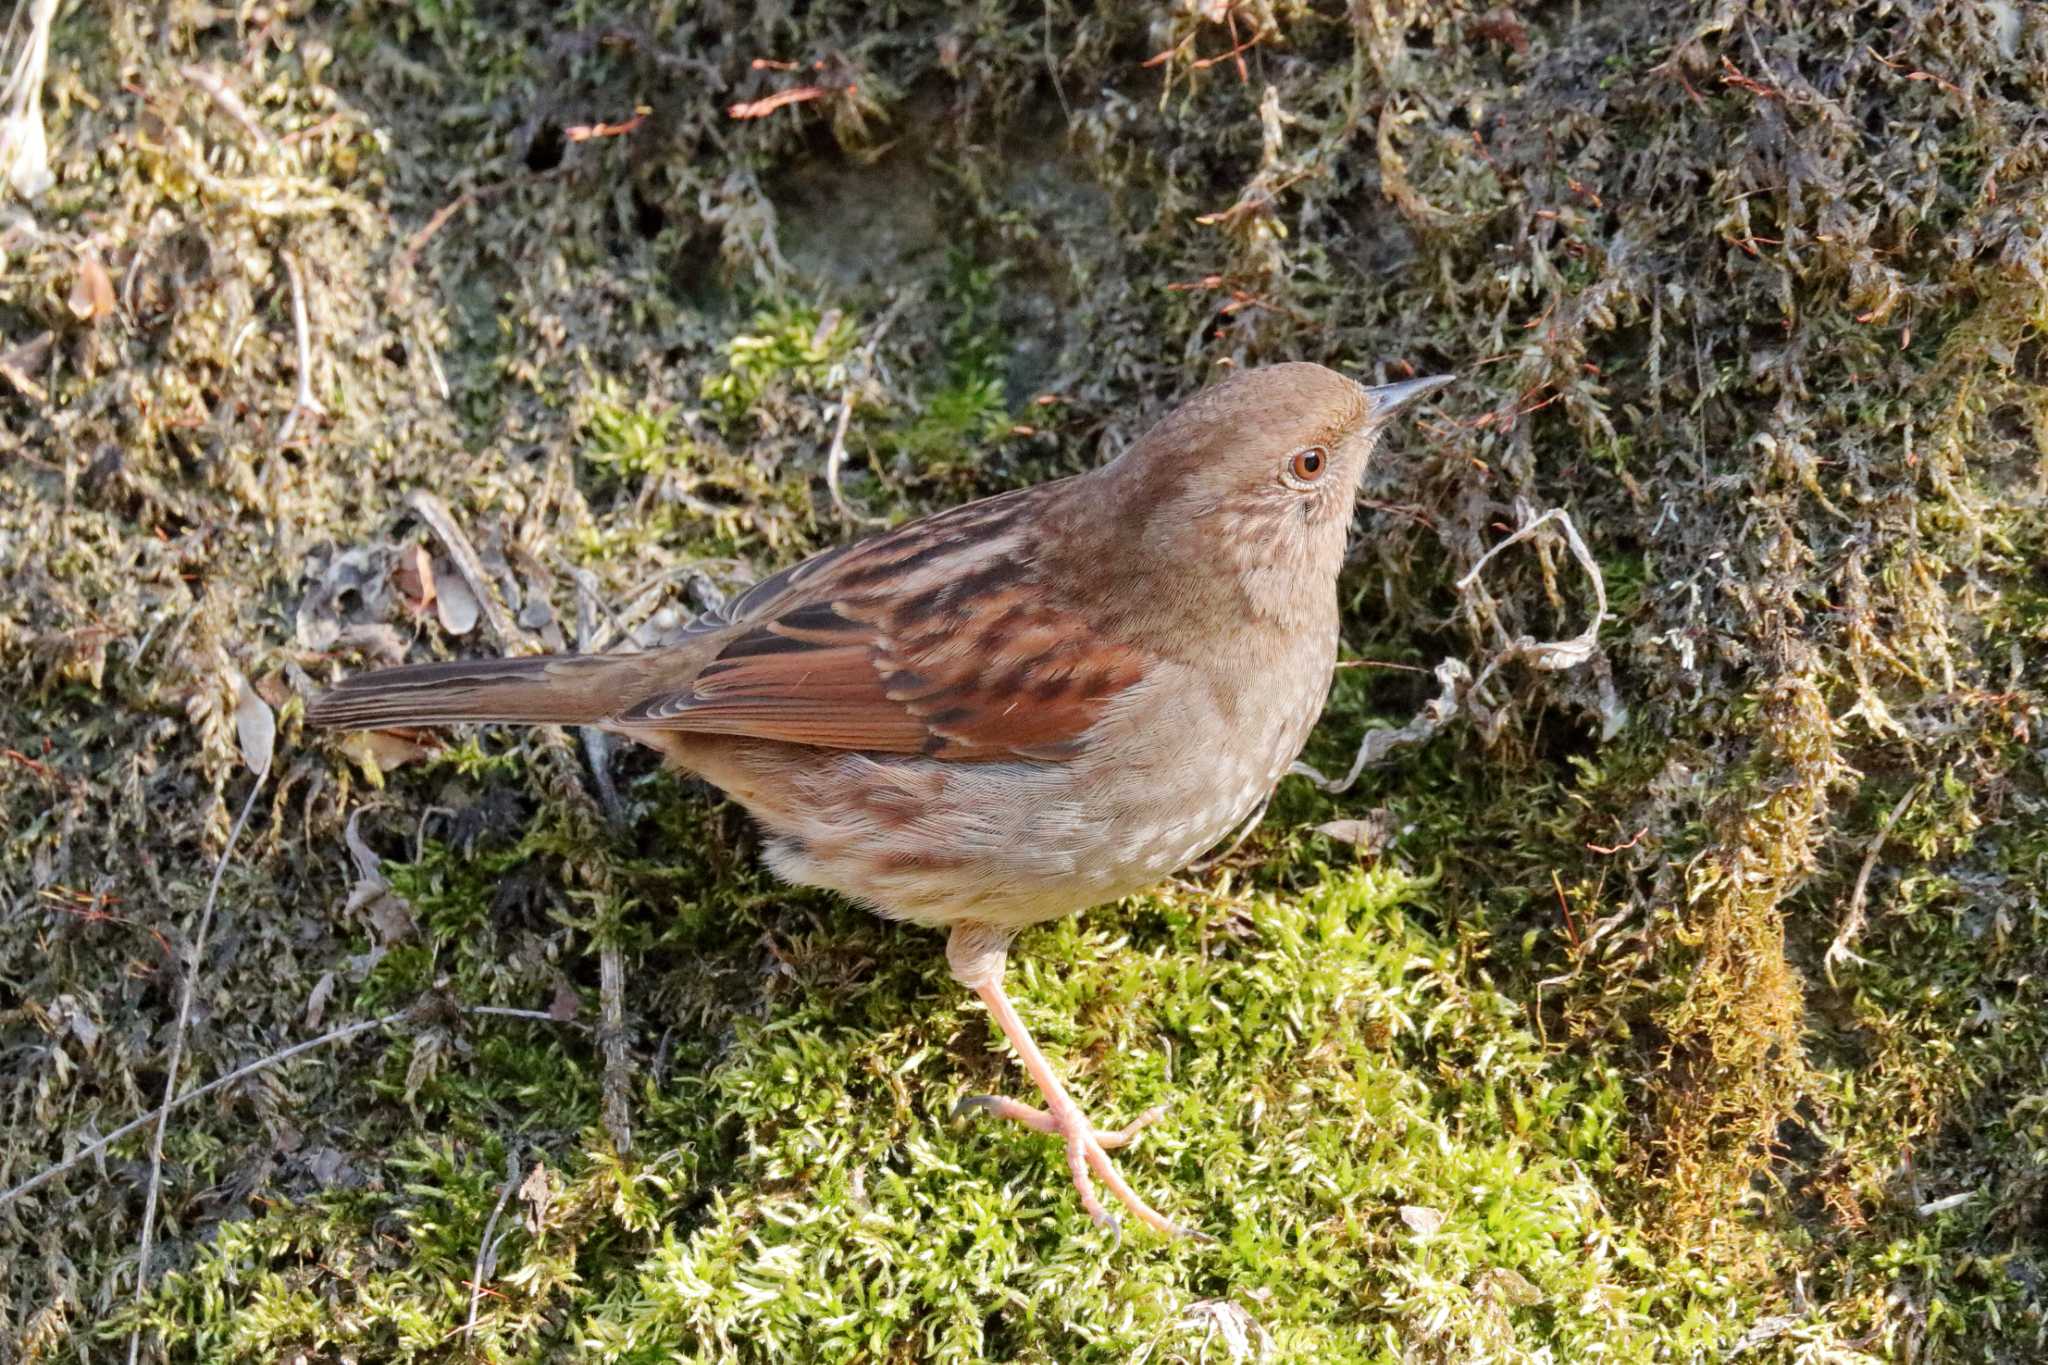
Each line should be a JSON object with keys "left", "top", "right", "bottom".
{"left": 619, "top": 567, "right": 1144, "bottom": 762}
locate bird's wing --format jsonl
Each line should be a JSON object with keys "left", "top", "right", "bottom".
{"left": 617, "top": 484, "right": 1148, "bottom": 761}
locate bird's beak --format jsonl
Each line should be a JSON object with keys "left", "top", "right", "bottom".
{"left": 1362, "top": 374, "right": 1454, "bottom": 414}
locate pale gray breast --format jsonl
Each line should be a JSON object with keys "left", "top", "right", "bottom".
{"left": 1063, "top": 621, "right": 1337, "bottom": 899}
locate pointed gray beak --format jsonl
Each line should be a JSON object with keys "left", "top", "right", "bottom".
{"left": 1362, "top": 374, "right": 1454, "bottom": 414}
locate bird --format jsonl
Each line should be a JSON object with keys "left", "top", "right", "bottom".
{"left": 307, "top": 361, "right": 1451, "bottom": 1240}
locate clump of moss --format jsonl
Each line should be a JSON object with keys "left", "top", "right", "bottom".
{"left": 1639, "top": 677, "right": 1846, "bottom": 1255}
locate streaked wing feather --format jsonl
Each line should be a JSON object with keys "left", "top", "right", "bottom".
{"left": 619, "top": 485, "right": 1144, "bottom": 761}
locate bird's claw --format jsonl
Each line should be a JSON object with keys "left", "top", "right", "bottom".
{"left": 953, "top": 1090, "right": 1203, "bottom": 1241}
{"left": 952, "top": 1093, "right": 1007, "bottom": 1122}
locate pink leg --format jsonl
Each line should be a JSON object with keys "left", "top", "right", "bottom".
{"left": 946, "top": 924, "right": 1208, "bottom": 1241}
{"left": 953, "top": 1094, "right": 1166, "bottom": 1150}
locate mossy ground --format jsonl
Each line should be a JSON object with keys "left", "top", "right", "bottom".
{"left": 2, "top": 1, "right": 2046, "bottom": 1360}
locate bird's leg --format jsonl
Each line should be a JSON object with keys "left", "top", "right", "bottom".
{"left": 946, "top": 923, "right": 1202, "bottom": 1241}
{"left": 951, "top": 1094, "right": 1166, "bottom": 1150}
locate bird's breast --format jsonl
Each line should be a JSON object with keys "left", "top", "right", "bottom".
{"left": 1051, "top": 619, "right": 1335, "bottom": 895}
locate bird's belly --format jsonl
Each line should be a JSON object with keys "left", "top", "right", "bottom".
{"left": 768, "top": 769, "right": 1267, "bottom": 930}
{"left": 682, "top": 682, "right": 1320, "bottom": 930}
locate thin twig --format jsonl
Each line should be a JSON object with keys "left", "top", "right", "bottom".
{"left": 465, "top": 1146, "right": 522, "bottom": 1341}
{"left": 415, "top": 316, "right": 450, "bottom": 401}
{"left": 1333, "top": 657, "right": 1429, "bottom": 673}
{"left": 563, "top": 106, "right": 649, "bottom": 142}
{"left": 405, "top": 490, "right": 523, "bottom": 647}
{"left": 1, "top": 1009, "right": 406, "bottom": 1211}
{"left": 1587, "top": 827, "right": 1648, "bottom": 855}
{"left": 1552, "top": 869, "right": 1582, "bottom": 951}
{"left": 128, "top": 760, "right": 272, "bottom": 1364}
{"left": 728, "top": 85, "right": 835, "bottom": 120}
{"left": 275, "top": 251, "right": 326, "bottom": 445}
{"left": 396, "top": 173, "right": 553, "bottom": 275}
{"left": 470, "top": 1005, "right": 582, "bottom": 1025}
{"left": 1825, "top": 781, "right": 1925, "bottom": 983}
{"left": 823, "top": 291, "right": 917, "bottom": 528}
{"left": 0, "top": 1003, "right": 576, "bottom": 1214}
{"left": 824, "top": 389, "right": 886, "bottom": 529}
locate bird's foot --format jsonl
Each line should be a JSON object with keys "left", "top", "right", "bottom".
{"left": 954, "top": 1093, "right": 1210, "bottom": 1242}
{"left": 953, "top": 1094, "right": 1165, "bottom": 1149}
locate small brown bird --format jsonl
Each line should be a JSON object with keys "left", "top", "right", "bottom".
{"left": 309, "top": 362, "right": 1449, "bottom": 1238}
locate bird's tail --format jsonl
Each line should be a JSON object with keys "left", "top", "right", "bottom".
{"left": 306, "top": 654, "right": 642, "bottom": 731}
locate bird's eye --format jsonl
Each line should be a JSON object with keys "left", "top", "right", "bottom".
{"left": 1283, "top": 446, "right": 1328, "bottom": 488}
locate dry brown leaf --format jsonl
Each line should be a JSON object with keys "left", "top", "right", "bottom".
{"left": 1398, "top": 1204, "right": 1446, "bottom": 1235}
{"left": 67, "top": 253, "right": 115, "bottom": 322}
{"left": 305, "top": 971, "right": 336, "bottom": 1030}
{"left": 1475, "top": 1266, "right": 1542, "bottom": 1306}
{"left": 0, "top": 330, "right": 51, "bottom": 399}
{"left": 518, "top": 1162, "right": 553, "bottom": 1231}
{"left": 1316, "top": 811, "right": 1394, "bottom": 857}
{"left": 393, "top": 543, "right": 437, "bottom": 616}
{"left": 337, "top": 728, "right": 433, "bottom": 781}
{"left": 253, "top": 667, "right": 292, "bottom": 709}
{"left": 334, "top": 622, "right": 408, "bottom": 664}
{"left": 364, "top": 890, "right": 416, "bottom": 944}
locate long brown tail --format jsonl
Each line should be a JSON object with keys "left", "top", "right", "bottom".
{"left": 306, "top": 654, "right": 649, "bottom": 730}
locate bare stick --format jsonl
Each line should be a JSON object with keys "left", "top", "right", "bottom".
{"left": 1, "top": 1009, "right": 407, "bottom": 1211}
{"left": 275, "top": 251, "right": 326, "bottom": 445}
{"left": 405, "top": 490, "right": 522, "bottom": 647}
{"left": 600, "top": 940, "right": 631, "bottom": 1155}
{"left": 465, "top": 1146, "right": 522, "bottom": 1341}
{"left": 129, "top": 761, "right": 272, "bottom": 1364}
{"left": 1824, "top": 781, "right": 1924, "bottom": 983}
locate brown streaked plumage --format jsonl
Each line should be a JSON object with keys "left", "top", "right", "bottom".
{"left": 307, "top": 361, "right": 1452, "bottom": 1239}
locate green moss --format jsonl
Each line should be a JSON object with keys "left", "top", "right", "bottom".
{"left": 702, "top": 304, "right": 858, "bottom": 432}
{"left": 893, "top": 255, "right": 1016, "bottom": 470}
{"left": 580, "top": 382, "right": 695, "bottom": 483}
{"left": 124, "top": 868, "right": 1751, "bottom": 1360}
